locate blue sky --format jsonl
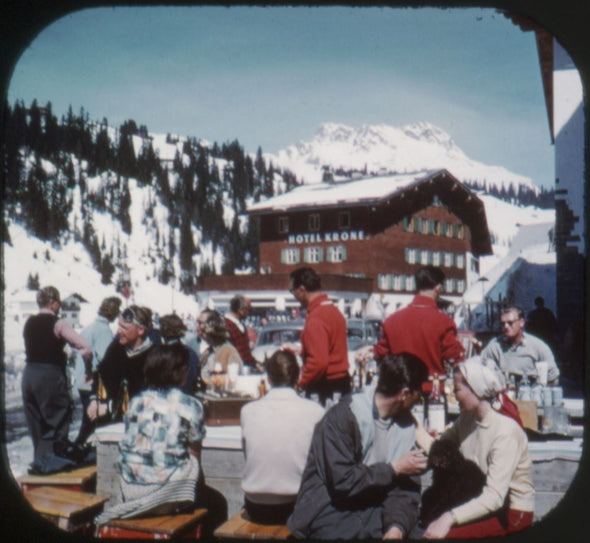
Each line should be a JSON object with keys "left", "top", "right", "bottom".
{"left": 8, "top": 5, "right": 555, "bottom": 188}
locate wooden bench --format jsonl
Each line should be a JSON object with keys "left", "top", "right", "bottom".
{"left": 18, "top": 465, "right": 98, "bottom": 493}
{"left": 23, "top": 486, "right": 108, "bottom": 533}
{"left": 214, "top": 509, "right": 291, "bottom": 540}
{"left": 97, "top": 508, "right": 208, "bottom": 539}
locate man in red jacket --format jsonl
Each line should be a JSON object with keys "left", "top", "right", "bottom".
{"left": 367, "top": 266, "right": 464, "bottom": 389}
{"left": 288, "top": 267, "right": 350, "bottom": 405}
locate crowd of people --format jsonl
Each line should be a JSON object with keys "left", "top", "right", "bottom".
{"left": 19, "top": 264, "right": 560, "bottom": 538}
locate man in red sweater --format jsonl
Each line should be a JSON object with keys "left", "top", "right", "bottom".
{"left": 288, "top": 267, "right": 351, "bottom": 405}
{"left": 368, "top": 266, "right": 464, "bottom": 388}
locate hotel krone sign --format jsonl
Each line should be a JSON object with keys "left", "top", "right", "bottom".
{"left": 287, "top": 230, "right": 366, "bottom": 244}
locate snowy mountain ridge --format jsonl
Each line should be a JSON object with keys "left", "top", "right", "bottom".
{"left": 271, "top": 121, "right": 538, "bottom": 193}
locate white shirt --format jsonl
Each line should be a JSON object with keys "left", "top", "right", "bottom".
{"left": 241, "top": 387, "right": 325, "bottom": 504}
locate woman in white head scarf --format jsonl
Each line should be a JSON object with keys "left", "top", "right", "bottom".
{"left": 423, "top": 356, "right": 534, "bottom": 539}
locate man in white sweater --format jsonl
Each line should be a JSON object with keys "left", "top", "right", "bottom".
{"left": 241, "top": 349, "right": 325, "bottom": 524}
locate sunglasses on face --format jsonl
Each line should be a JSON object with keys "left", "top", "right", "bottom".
{"left": 121, "top": 308, "right": 145, "bottom": 326}
{"left": 501, "top": 319, "right": 520, "bottom": 327}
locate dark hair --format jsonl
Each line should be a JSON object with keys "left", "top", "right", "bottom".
{"left": 265, "top": 349, "right": 300, "bottom": 388}
{"left": 289, "top": 267, "right": 321, "bottom": 292}
{"left": 159, "top": 313, "right": 187, "bottom": 339}
{"left": 200, "top": 309, "right": 229, "bottom": 346}
{"left": 98, "top": 296, "right": 122, "bottom": 321}
{"left": 37, "top": 286, "right": 60, "bottom": 308}
{"left": 534, "top": 296, "right": 544, "bottom": 307}
{"left": 501, "top": 305, "right": 525, "bottom": 320}
{"left": 230, "top": 294, "right": 249, "bottom": 313}
{"left": 415, "top": 266, "right": 445, "bottom": 291}
{"left": 375, "top": 353, "right": 429, "bottom": 397}
{"left": 143, "top": 344, "right": 189, "bottom": 390}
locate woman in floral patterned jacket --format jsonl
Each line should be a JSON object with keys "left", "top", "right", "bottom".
{"left": 95, "top": 343, "right": 205, "bottom": 525}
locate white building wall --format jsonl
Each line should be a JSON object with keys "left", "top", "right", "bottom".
{"left": 553, "top": 40, "right": 585, "bottom": 254}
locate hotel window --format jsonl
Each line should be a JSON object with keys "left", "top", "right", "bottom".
{"left": 456, "top": 254, "right": 465, "bottom": 269}
{"left": 420, "top": 249, "right": 429, "bottom": 265}
{"left": 457, "top": 279, "right": 465, "bottom": 293}
{"left": 393, "top": 275, "right": 404, "bottom": 291}
{"left": 414, "top": 217, "right": 423, "bottom": 233}
{"left": 308, "top": 213, "right": 320, "bottom": 232}
{"left": 405, "top": 275, "right": 415, "bottom": 291}
{"left": 470, "top": 257, "right": 479, "bottom": 273}
{"left": 432, "top": 251, "right": 441, "bottom": 266}
{"left": 452, "top": 223, "right": 460, "bottom": 238}
{"left": 281, "top": 248, "right": 300, "bottom": 265}
{"left": 405, "top": 248, "right": 417, "bottom": 264}
{"left": 304, "top": 246, "right": 323, "bottom": 263}
{"left": 444, "top": 252, "right": 454, "bottom": 267}
{"left": 402, "top": 216, "right": 411, "bottom": 231}
{"left": 428, "top": 220, "right": 437, "bottom": 235}
{"left": 458, "top": 224, "right": 464, "bottom": 239}
{"left": 444, "top": 278, "right": 455, "bottom": 293}
{"left": 446, "top": 223, "right": 453, "bottom": 237}
{"left": 278, "top": 216, "right": 289, "bottom": 234}
{"left": 378, "top": 274, "right": 391, "bottom": 290}
{"left": 338, "top": 211, "right": 351, "bottom": 229}
{"left": 327, "top": 245, "right": 347, "bottom": 263}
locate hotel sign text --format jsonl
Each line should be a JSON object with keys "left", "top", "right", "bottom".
{"left": 287, "top": 230, "right": 366, "bottom": 244}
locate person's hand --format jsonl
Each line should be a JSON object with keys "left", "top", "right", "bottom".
{"left": 87, "top": 399, "right": 108, "bottom": 420}
{"left": 355, "top": 346, "right": 373, "bottom": 364}
{"left": 86, "top": 399, "right": 99, "bottom": 421}
{"left": 382, "top": 525, "right": 404, "bottom": 540}
{"left": 84, "top": 374, "right": 94, "bottom": 386}
{"left": 391, "top": 449, "right": 428, "bottom": 476}
{"left": 423, "top": 512, "right": 454, "bottom": 539}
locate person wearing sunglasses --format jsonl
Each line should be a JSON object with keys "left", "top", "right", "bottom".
{"left": 480, "top": 305, "right": 559, "bottom": 386}
{"left": 88, "top": 305, "right": 156, "bottom": 423}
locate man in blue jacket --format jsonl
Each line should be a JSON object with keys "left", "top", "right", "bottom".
{"left": 287, "top": 353, "right": 429, "bottom": 540}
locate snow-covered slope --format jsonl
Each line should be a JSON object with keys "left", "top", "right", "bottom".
{"left": 272, "top": 122, "right": 538, "bottom": 192}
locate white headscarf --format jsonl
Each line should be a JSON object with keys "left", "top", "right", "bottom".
{"left": 458, "top": 356, "right": 506, "bottom": 401}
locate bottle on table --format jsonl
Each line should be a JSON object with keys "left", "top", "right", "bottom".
{"left": 426, "top": 374, "right": 446, "bottom": 434}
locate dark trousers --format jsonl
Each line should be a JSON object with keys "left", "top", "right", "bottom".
{"left": 22, "top": 364, "right": 72, "bottom": 462}
{"left": 245, "top": 498, "right": 294, "bottom": 525}
{"left": 75, "top": 389, "right": 96, "bottom": 445}
{"left": 305, "top": 375, "right": 352, "bottom": 406}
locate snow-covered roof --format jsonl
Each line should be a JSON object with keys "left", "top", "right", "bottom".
{"left": 248, "top": 169, "right": 441, "bottom": 214}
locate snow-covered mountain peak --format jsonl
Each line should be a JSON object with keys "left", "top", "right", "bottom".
{"left": 272, "top": 121, "right": 537, "bottom": 194}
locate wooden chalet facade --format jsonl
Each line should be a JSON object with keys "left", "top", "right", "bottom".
{"left": 247, "top": 169, "right": 492, "bottom": 298}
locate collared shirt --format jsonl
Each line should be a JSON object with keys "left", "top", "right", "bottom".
{"left": 118, "top": 388, "right": 205, "bottom": 485}
{"left": 40, "top": 307, "right": 92, "bottom": 361}
{"left": 299, "top": 293, "right": 349, "bottom": 388}
{"left": 373, "top": 294, "right": 464, "bottom": 376}
{"left": 481, "top": 332, "right": 559, "bottom": 383}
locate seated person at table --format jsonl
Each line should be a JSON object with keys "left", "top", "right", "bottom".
{"left": 95, "top": 344, "right": 206, "bottom": 525}
{"left": 422, "top": 356, "right": 534, "bottom": 539}
{"left": 197, "top": 309, "right": 243, "bottom": 384}
{"left": 240, "top": 350, "right": 325, "bottom": 524}
{"left": 287, "top": 353, "right": 429, "bottom": 540}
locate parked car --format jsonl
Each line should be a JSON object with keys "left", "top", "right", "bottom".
{"left": 251, "top": 317, "right": 383, "bottom": 373}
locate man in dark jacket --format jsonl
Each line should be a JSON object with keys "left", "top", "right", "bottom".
{"left": 88, "top": 305, "right": 155, "bottom": 423}
{"left": 287, "top": 353, "right": 429, "bottom": 540}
